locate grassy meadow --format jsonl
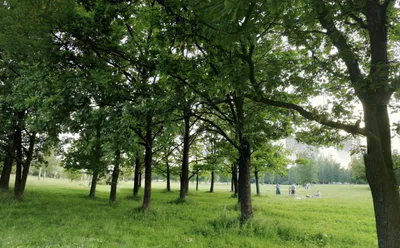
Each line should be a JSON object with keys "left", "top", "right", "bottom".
{"left": 0, "top": 177, "right": 377, "bottom": 247}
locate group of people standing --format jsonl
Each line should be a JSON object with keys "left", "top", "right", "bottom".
{"left": 275, "top": 183, "right": 321, "bottom": 198}
{"left": 275, "top": 183, "right": 296, "bottom": 195}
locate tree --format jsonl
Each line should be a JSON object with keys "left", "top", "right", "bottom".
{"left": 350, "top": 156, "right": 368, "bottom": 183}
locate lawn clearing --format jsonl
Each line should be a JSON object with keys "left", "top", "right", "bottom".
{"left": 0, "top": 177, "right": 377, "bottom": 247}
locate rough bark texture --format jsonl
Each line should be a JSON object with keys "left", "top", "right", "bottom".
{"left": 133, "top": 156, "right": 141, "bottom": 197}
{"left": 109, "top": 150, "right": 120, "bottom": 205}
{"left": 142, "top": 112, "right": 153, "bottom": 210}
{"left": 238, "top": 138, "right": 253, "bottom": 220}
{"left": 210, "top": 170, "right": 214, "bottom": 193}
{"left": 255, "top": 170, "right": 260, "bottom": 196}
{"left": 89, "top": 170, "right": 99, "bottom": 198}
{"left": 180, "top": 106, "right": 191, "bottom": 200}
{"left": 234, "top": 96, "right": 253, "bottom": 220}
{"left": 362, "top": 100, "right": 400, "bottom": 248}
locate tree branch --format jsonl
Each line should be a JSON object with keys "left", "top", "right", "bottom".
{"left": 246, "top": 94, "right": 373, "bottom": 138}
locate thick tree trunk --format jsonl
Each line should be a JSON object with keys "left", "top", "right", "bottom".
{"left": 133, "top": 156, "right": 141, "bottom": 197}
{"left": 362, "top": 102, "right": 400, "bottom": 248}
{"left": 109, "top": 150, "right": 120, "bottom": 205}
{"left": 142, "top": 113, "right": 153, "bottom": 210}
{"left": 180, "top": 106, "right": 191, "bottom": 200}
{"left": 89, "top": 170, "right": 99, "bottom": 198}
{"left": 210, "top": 170, "right": 214, "bottom": 192}
{"left": 166, "top": 159, "right": 171, "bottom": 192}
{"left": 255, "top": 170, "right": 260, "bottom": 196}
{"left": 234, "top": 95, "right": 253, "bottom": 220}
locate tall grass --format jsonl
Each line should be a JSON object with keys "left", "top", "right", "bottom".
{"left": 0, "top": 177, "right": 376, "bottom": 247}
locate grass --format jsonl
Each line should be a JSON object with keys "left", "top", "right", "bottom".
{"left": 0, "top": 177, "right": 377, "bottom": 247}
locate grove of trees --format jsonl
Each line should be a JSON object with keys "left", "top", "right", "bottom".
{"left": 0, "top": 0, "right": 399, "bottom": 247}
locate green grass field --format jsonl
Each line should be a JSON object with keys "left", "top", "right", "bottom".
{"left": 0, "top": 177, "right": 377, "bottom": 247}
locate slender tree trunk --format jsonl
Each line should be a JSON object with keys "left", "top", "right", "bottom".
{"left": 0, "top": 131, "right": 15, "bottom": 191}
{"left": 89, "top": 123, "right": 102, "bottom": 199}
{"left": 89, "top": 170, "right": 99, "bottom": 198}
{"left": 13, "top": 113, "right": 24, "bottom": 198}
{"left": 142, "top": 112, "right": 153, "bottom": 211}
{"left": 38, "top": 167, "right": 42, "bottom": 180}
{"left": 210, "top": 170, "right": 215, "bottom": 193}
{"left": 15, "top": 133, "right": 35, "bottom": 199}
{"left": 138, "top": 171, "right": 142, "bottom": 188}
{"left": 109, "top": 150, "right": 120, "bottom": 205}
{"left": 133, "top": 155, "right": 141, "bottom": 197}
{"left": 196, "top": 173, "right": 199, "bottom": 191}
{"left": 362, "top": 101, "right": 400, "bottom": 247}
{"left": 180, "top": 106, "right": 191, "bottom": 200}
{"left": 0, "top": 154, "right": 13, "bottom": 191}
{"left": 255, "top": 170, "right": 260, "bottom": 196}
{"left": 166, "top": 159, "right": 171, "bottom": 192}
{"left": 232, "top": 162, "right": 238, "bottom": 198}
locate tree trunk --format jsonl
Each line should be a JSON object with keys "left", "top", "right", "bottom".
{"left": 255, "top": 170, "right": 260, "bottom": 196}
{"left": 15, "top": 132, "right": 35, "bottom": 199}
{"left": 234, "top": 95, "right": 253, "bottom": 221}
{"left": 38, "top": 167, "right": 42, "bottom": 180}
{"left": 109, "top": 150, "right": 120, "bottom": 205}
{"left": 138, "top": 171, "right": 142, "bottom": 188}
{"left": 142, "top": 112, "right": 153, "bottom": 211}
{"left": 196, "top": 173, "right": 199, "bottom": 191}
{"left": 89, "top": 170, "right": 99, "bottom": 198}
{"left": 180, "top": 106, "right": 191, "bottom": 200}
{"left": 0, "top": 153, "right": 13, "bottom": 191}
{"left": 238, "top": 137, "right": 253, "bottom": 220}
{"left": 133, "top": 155, "right": 141, "bottom": 197}
{"left": 0, "top": 118, "right": 17, "bottom": 191}
{"left": 362, "top": 101, "right": 400, "bottom": 248}
{"left": 210, "top": 170, "right": 214, "bottom": 193}
{"left": 13, "top": 113, "right": 24, "bottom": 198}
{"left": 232, "top": 162, "right": 238, "bottom": 197}
{"left": 166, "top": 159, "right": 171, "bottom": 192}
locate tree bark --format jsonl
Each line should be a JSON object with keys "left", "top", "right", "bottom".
{"left": 89, "top": 170, "right": 99, "bottom": 198}
{"left": 255, "top": 170, "right": 260, "bottom": 196}
{"left": 180, "top": 106, "right": 191, "bottom": 200}
{"left": 109, "top": 149, "right": 120, "bottom": 205}
{"left": 238, "top": 137, "right": 253, "bottom": 220}
{"left": 0, "top": 152, "right": 13, "bottom": 191}
{"left": 210, "top": 170, "right": 214, "bottom": 192}
{"left": 234, "top": 95, "right": 253, "bottom": 220}
{"left": 196, "top": 173, "right": 199, "bottom": 191}
{"left": 362, "top": 101, "right": 400, "bottom": 248}
{"left": 14, "top": 132, "right": 36, "bottom": 199}
{"left": 133, "top": 155, "right": 141, "bottom": 197}
{"left": 142, "top": 112, "right": 153, "bottom": 210}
